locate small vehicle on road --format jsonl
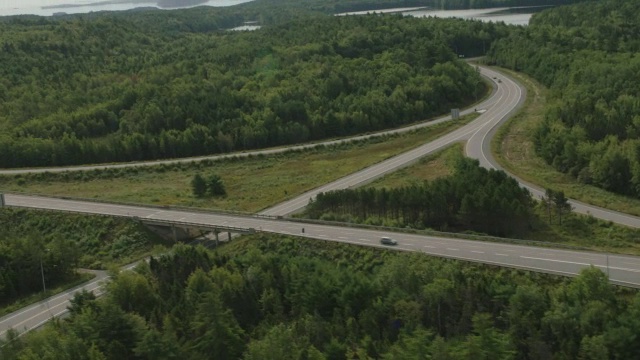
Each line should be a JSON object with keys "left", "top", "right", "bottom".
{"left": 380, "top": 237, "right": 397, "bottom": 245}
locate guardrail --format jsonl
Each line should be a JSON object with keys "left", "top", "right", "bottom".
{"left": 4, "top": 191, "right": 610, "bottom": 254}
{"left": 140, "top": 217, "right": 256, "bottom": 234}
{"left": 2, "top": 190, "right": 277, "bottom": 220}
{"left": 285, "top": 216, "right": 594, "bottom": 252}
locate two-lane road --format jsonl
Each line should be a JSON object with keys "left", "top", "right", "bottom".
{"left": 0, "top": 269, "right": 109, "bottom": 339}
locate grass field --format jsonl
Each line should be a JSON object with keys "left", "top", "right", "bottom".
{"left": 0, "top": 114, "right": 478, "bottom": 213}
{"left": 365, "top": 142, "right": 465, "bottom": 189}
{"left": 492, "top": 67, "right": 640, "bottom": 217}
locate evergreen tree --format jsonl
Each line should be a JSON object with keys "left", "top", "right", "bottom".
{"left": 191, "top": 174, "right": 207, "bottom": 198}
{"left": 206, "top": 174, "right": 226, "bottom": 197}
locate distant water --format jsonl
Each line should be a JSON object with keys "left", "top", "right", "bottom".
{"left": 0, "top": 0, "right": 254, "bottom": 17}
{"left": 1, "top": 1, "right": 550, "bottom": 25}
{"left": 338, "top": 6, "right": 552, "bottom": 26}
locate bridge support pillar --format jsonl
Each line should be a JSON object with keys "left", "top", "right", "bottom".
{"left": 171, "top": 225, "right": 178, "bottom": 242}
{"left": 215, "top": 230, "right": 219, "bottom": 247}
{"left": 228, "top": 232, "right": 232, "bottom": 242}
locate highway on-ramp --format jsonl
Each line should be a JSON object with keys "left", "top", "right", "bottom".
{"left": 465, "top": 70, "right": 640, "bottom": 228}
{"left": 4, "top": 65, "right": 640, "bottom": 339}
{"left": 260, "top": 66, "right": 518, "bottom": 216}
{"left": 0, "top": 66, "right": 508, "bottom": 339}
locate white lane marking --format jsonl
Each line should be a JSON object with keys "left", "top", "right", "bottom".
{"left": 471, "top": 250, "right": 485, "bottom": 254}
{"left": 351, "top": 241, "right": 373, "bottom": 246}
{"left": 424, "top": 245, "right": 435, "bottom": 249}
{"left": 446, "top": 248, "right": 459, "bottom": 251}
{"left": 0, "top": 277, "right": 104, "bottom": 326}
{"left": 495, "top": 253, "right": 509, "bottom": 257}
{"left": 338, "top": 237, "right": 348, "bottom": 240}
{"left": 576, "top": 256, "right": 599, "bottom": 261}
{"left": 0, "top": 282, "right": 104, "bottom": 337}
{"left": 520, "top": 256, "right": 640, "bottom": 273}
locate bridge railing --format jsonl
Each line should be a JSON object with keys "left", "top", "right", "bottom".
{"left": 5, "top": 191, "right": 602, "bottom": 253}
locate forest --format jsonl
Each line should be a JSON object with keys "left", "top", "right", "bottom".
{"left": 488, "top": 0, "right": 640, "bottom": 197}
{"left": 0, "top": 8, "right": 507, "bottom": 168}
{"left": 2, "top": 238, "right": 638, "bottom": 359}
{"left": 0, "top": 208, "right": 166, "bottom": 307}
{"left": 306, "top": 158, "right": 533, "bottom": 237}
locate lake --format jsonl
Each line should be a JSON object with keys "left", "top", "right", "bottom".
{"left": 1, "top": 1, "right": 548, "bottom": 26}
{"left": 338, "top": 6, "right": 552, "bottom": 26}
{"left": 0, "top": 0, "right": 254, "bottom": 17}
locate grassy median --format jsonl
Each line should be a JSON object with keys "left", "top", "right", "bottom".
{"left": 0, "top": 115, "right": 477, "bottom": 213}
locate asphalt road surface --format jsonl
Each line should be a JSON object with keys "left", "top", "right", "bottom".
{"left": 4, "top": 65, "right": 640, "bottom": 339}
{"left": 0, "top": 269, "right": 109, "bottom": 340}
{"left": 464, "top": 71, "right": 640, "bottom": 228}
{"left": 4, "top": 193, "right": 640, "bottom": 292}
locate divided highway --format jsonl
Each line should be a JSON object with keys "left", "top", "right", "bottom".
{"left": 4, "top": 65, "right": 640, "bottom": 338}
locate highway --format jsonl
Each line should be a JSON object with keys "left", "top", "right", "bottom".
{"left": 4, "top": 193, "right": 640, "bottom": 289}
{"left": 4, "top": 64, "right": 640, "bottom": 338}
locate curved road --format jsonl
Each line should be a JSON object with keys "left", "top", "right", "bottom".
{"left": 465, "top": 71, "right": 640, "bottom": 228}
{"left": 261, "top": 66, "right": 516, "bottom": 216}
{"left": 4, "top": 65, "right": 640, "bottom": 338}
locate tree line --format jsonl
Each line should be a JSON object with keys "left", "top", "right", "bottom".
{"left": 2, "top": 237, "right": 638, "bottom": 359}
{"left": 306, "top": 157, "right": 533, "bottom": 236}
{"left": 0, "top": 209, "right": 163, "bottom": 306}
{"left": 489, "top": 0, "right": 640, "bottom": 197}
{"left": 0, "top": 10, "right": 509, "bottom": 168}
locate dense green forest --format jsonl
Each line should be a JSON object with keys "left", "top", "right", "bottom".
{"left": 0, "top": 208, "right": 166, "bottom": 306}
{"left": 2, "top": 238, "right": 638, "bottom": 359}
{"left": 306, "top": 158, "right": 533, "bottom": 236}
{"left": 0, "top": 8, "right": 506, "bottom": 168}
{"left": 488, "top": 0, "right": 640, "bottom": 197}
